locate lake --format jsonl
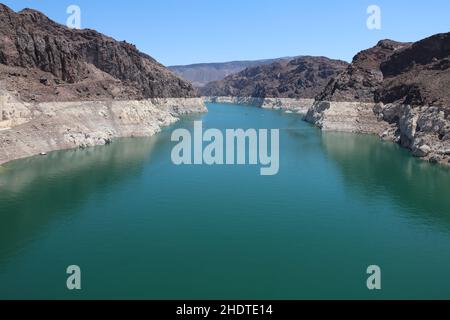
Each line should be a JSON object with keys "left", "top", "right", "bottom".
{"left": 1, "top": 102, "right": 450, "bottom": 299}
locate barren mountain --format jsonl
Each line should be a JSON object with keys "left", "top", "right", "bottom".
{"left": 0, "top": 4, "right": 205, "bottom": 165}
{"left": 0, "top": 4, "right": 196, "bottom": 102}
{"left": 200, "top": 56, "right": 349, "bottom": 98}
{"left": 307, "top": 32, "right": 450, "bottom": 165}
{"left": 376, "top": 32, "right": 450, "bottom": 108}
{"left": 316, "top": 40, "right": 411, "bottom": 102}
{"left": 312, "top": 33, "right": 450, "bottom": 110}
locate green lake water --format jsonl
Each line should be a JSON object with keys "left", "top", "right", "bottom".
{"left": 1, "top": 102, "right": 450, "bottom": 299}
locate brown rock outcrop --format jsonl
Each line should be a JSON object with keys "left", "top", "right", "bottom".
{"left": 0, "top": 4, "right": 196, "bottom": 103}
{"left": 201, "top": 56, "right": 348, "bottom": 99}
{"left": 307, "top": 33, "right": 450, "bottom": 166}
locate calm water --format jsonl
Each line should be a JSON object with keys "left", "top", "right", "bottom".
{"left": 1, "top": 103, "right": 450, "bottom": 299}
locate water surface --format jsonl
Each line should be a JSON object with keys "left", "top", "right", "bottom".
{"left": 1, "top": 103, "right": 450, "bottom": 299}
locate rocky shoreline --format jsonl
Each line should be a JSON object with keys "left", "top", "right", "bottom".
{"left": 2, "top": 93, "right": 449, "bottom": 168}
{"left": 0, "top": 4, "right": 206, "bottom": 166}
{"left": 306, "top": 100, "right": 450, "bottom": 167}
{"left": 305, "top": 101, "right": 390, "bottom": 134}
{"left": 203, "top": 34, "right": 450, "bottom": 167}
{"left": 0, "top": 92, "right": 206, "bottom": 166}
{"left": 305, "top": 34, "right": 450, "bottom": 167}
{"left": 205, "top": 96, "right": 450, "bottom": 167}
{"left": 205, "top": 96, "right": 314, "bottom": 115}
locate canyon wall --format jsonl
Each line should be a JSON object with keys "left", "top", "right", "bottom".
{"left": 205, "top": 96, "right": 314, "bottom": 115}
{"left": 0, "top": 90, "right": 205, "bottom": 165}
{"left": 0, "top": 4, "right": 206, "bottom": 165}
{"left": 306, "top": 35, "right": 450, "bottom": 165}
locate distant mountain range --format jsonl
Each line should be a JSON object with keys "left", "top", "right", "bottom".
{"left": 168, "top": 57, "right": 296, "bottom": 87}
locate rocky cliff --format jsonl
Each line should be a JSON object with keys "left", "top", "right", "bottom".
{"left": 201, "top": 56, "right": 349, "bottom": 99}
{"left": 315, "top": 40, "right": 410, "bottom": 103}
{"left": 0, "top": 4, "right": 196, "bottom": 102}
{"left": 0, "top": 4, "right": 206, "bottom": 165}
{"left": 0, "top": 92, "right": 205, "bottom": 165}
{"left": 307, "top": 33, "right": 450, "bottom": 165}
{"left": 377, "top": 33, "right": 450, "bottom": 107}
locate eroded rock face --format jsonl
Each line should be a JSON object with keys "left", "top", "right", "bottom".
{"left": 201, "top": 56, "right": 348, "bottom": 99}
{"left": 374, "top": 103, "right": 450, "bottom": 162}
{"left": 374, "top": 33, "right": 450, "bottom": 164}
{"left": 0, "top": 4, "right": 196, "bottom": 102}
{"left": 316, "top": 40, "right": 410, "bottom": 103}
{"left": 0, "top": 90, "right": 32, "bottom": 129}
{"left": 378, "top": 33, "right": 450, "bottom": 107}
{"left": 305, "top": 101, "right": 391, "bottom": 134}
{"left": 0, "top": 4, "right": 207, "bottom": 165}
{"left": 307, "top": 33, "right": 450, "bottom": 166}
{"left": 0, "top": 98, "right": 206, "bottom": 165}
{"left": 307, "top": 40, "right": 409, "bottom": 133}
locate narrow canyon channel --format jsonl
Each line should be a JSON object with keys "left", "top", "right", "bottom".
{"left": 1, "top": 103, "right": 450, "bottom": 299}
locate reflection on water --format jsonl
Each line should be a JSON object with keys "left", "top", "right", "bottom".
{"left": 0, "top": 104, "right": 450, "bottom": 299}
{"left": 0, "top": 137, "right": 161, "bottom": 266}
{"left": 321, "top": 132, "right": 450, "bottom": 229}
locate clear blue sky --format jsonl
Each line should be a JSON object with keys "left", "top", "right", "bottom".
{"left": 3, "top": 0, "right": 449, "bottom": 66}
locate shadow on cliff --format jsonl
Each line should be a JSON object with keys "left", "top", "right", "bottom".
{"left": 320, "top": 131, "right": 450, "bottom": 229}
